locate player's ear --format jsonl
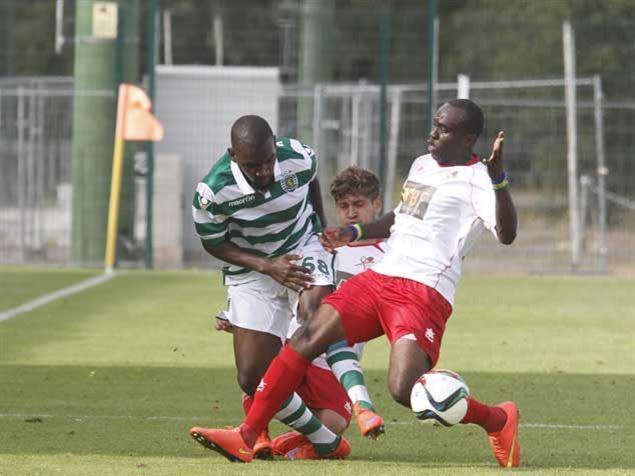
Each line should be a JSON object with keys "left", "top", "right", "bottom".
{"left": 464, "top": 133, "right": 478, "bottom": 148}
{"left": 373, "top": 196, "right": 382, "bottom": 214}
{"left": 228, "top": 147, "right": 236, "bottom": 161}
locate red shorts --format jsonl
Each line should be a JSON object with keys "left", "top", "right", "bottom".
{"left": 323, "top": 269, "right": 452, "bottom": 366}
{"left": 296, "top": 364, "right": 352, "bottom": 425}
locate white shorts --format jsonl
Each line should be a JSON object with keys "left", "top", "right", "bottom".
{"left": 225, "top": 233, "right": 335, "bottom": 341}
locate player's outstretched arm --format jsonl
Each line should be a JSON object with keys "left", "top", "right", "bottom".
{"left": 202, "top": 240, "right": 312, "bottom": 292}
{"left": 320, "top": 211, "right": 395, "bottom": 251}
{"left": 482, "top": 131, "right": 517, "bottom": 245}
{"left": 362, "top": 211, "right": 395, "bottom": 239}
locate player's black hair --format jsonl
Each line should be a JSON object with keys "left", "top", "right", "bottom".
{"left": 230, "top": 115, "right": 274, "bottom": 150}
{"left": 447, "top": 99, "right": 484, "bottom": 137}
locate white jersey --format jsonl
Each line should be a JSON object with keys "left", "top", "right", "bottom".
{"left": 373, "top": 154, "right": 497, "bottom": 306}
{"left": 333, "top": 240, "right": 388, "bottom": 289}
{"left": 288, "top": 240, "right": 387, "bottom": 370}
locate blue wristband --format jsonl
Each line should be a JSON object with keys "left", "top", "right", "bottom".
{"left": 491, "top": 171, "right": 507, "bottom": 185}
{"left": 346, "top": 225, "right": 359, "bottom": 241}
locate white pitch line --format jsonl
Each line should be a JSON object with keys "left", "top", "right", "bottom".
{"left": 520, "top": 423, "right": 624, "bottom": 430}
{"left": 390, "top": 421, "right": 625, "bottom": 430}
{"left": 0, "top": 272, "right": 116, "bottom": 322}
{"left": 0, "top": 413, "right": 625, "bottom": 430}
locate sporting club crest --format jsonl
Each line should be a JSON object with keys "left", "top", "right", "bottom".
{"left": 280, "top": 171, "right": 299, "bottom": 193}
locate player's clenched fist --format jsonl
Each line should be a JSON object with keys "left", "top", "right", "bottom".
{"left": 263, "top": 254, "right": 313, "bottom": 292}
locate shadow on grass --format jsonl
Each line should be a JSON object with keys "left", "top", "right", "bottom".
{"left": 0, "top": 365, "right": 633, "bottom": 469}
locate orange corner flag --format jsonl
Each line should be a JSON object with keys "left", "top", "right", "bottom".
{"left": 115, "top": 83, "right": 164, "bottom": 141}
{"left": 105, "top": 84, "right": 163, "bottom": 272}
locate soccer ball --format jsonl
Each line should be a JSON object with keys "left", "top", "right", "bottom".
{"left": 410, "top": 369, "right": 470, "bottom": 426}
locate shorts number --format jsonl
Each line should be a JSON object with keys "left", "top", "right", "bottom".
{"left": 302, "top": 257, "right": 330, "bottom": 275}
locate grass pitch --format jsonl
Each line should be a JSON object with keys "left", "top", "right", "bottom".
{"left": 0, "top": 267, "right": 633, "bottom": 475}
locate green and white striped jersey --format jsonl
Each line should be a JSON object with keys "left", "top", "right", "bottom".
{"left": 192, "top": 137, "right": 320, "bottom": 284}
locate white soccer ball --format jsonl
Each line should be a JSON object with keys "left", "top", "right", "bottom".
{"left": 410, "top": 369, "right": 470, "bottom": 426}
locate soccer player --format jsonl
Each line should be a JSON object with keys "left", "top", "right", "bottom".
{"left": 191, "top": 115, "right": 347, "bottom": 459}
{"left": 213, "top": 166, "right": 387, "bottom": 460}
{"left": 190, "top": 100, "right": 521, "bottom": 468}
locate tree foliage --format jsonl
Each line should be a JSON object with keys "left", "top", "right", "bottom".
{"left": 2, "top": 0, "right": 632, "bottom": 100}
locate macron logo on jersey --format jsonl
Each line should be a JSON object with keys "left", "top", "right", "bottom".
{"left": 256, "top": 379, "right": 267, "bottom": 393}
{"left": 228, "top": 195, "right": 256, "bottom": 207}
{"left": 425, "top": 328, "right": 435, "bottom": 343}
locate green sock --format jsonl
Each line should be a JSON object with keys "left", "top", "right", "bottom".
{"left": 275, "top": 393, "right": 340, "bottom": 455}
{"left": 327, "top": 340, "right": 374, "bottom": 411}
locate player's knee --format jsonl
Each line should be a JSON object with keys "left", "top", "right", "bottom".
{"left": 314, "top": 409, "right": 347, "bottom": 436}
{"left": 236, "top": 369, "right": 262, "bottom": 396}
{"left": 388, "top": 376, "right": 413, "bottom": 407}
{"left": 289, "top": 324, "right": 321, "bottom": 357}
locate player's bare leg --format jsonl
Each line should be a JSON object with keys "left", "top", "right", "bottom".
{"left": 290, "top": 303, "right": 347, "bottom": 359}
{"left": 232, "top": 326, "right": 282, "bottom": 396}
{"left": 387, "top": 337, "right": 433, "bottom": 407}
{"left": 387, "top": 337, "right": 519, "bottom": 467}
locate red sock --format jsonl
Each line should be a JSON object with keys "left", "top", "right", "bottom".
{"left": 460, "top": 397, "right": 507, "bottom": 433}
{"left": 241, "top": 393, "right": 270, "bottom": 435}
{"left": 240, "top": 345, "right": 310, "bottom": 447}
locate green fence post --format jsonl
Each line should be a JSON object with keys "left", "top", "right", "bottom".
{"left": 378, "top": 8, "right": 391, "bottom": 183}
{"left": 425, "top": 0, "right": 437, "bottom": 136}
{"left": 145, "top": 0, "right": 158, "bottom": 269}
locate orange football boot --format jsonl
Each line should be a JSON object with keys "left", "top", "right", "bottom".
{"left": 189, "top": 426, "right": 253, "bottom": 463}
{"left": 353, "top": 402, "right": 385, "bottom": 439}
{"left": 487, "top": 401, "right": 520, "bottom": 468}
{"left": 271, "top": 431, "right": 310, "bottom": 456}
{"left": 284, "top": 436, "right": 351, "bottom": 460}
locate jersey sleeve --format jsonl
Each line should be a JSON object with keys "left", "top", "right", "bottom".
{"left": 305, "top": 144, "right": 318, "bottom": 181}
{"left": 289, "top": 138, "right": 318, "bottom": 181}
{"left": 192, "top": 181, "right": 228, "bottom": 246}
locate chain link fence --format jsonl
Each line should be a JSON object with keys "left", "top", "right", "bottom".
{"left": 1, "top": 74, "right": 633, "bottom": 273}
{"left": 0, "top": 1, "right": 633, "bottom": 274}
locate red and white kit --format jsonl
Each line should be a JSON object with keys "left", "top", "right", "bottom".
{"left": 287, "top": 240, "right": 387, "bottom": 422}
{"left": 325, "top": 154, "right": 497, "bottom": 365}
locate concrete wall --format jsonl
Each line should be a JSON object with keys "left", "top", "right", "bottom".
{"left": 154, "top": 66, "right": 280, "bottom": 262}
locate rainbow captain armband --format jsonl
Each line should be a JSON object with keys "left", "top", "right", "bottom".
{"left": 347, "top": 223, "right": 364, "bottom": 242}
{"left": 491, "top": 172, "right": 510, "bottom": 191}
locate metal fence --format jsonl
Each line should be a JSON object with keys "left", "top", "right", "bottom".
{"left": 0, "top": 78, "right": 75, "bottom": 264}
{"left": 286, "top": 78, "right": 635, "bottom": 274}
{"left": 1, "top": 75, "right": 633, "bottom": 274}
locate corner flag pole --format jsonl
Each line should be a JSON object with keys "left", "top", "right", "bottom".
{"left": 104, "top": 84, "right": 128, "bottom": 273}
{"left": 104, "top": 84, "right": 164, "bottom": 273}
